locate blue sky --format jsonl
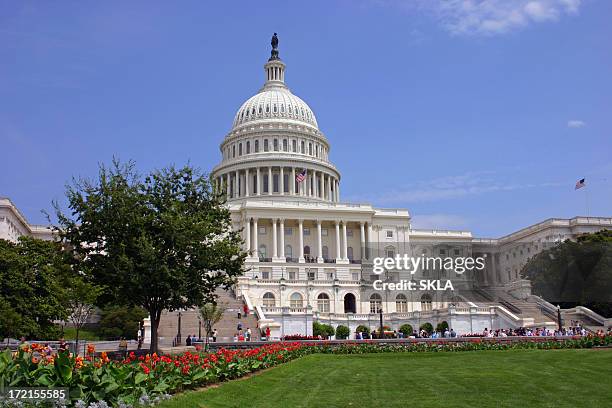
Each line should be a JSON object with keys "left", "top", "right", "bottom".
{"left": 1, "top": 0, "right": 610, "bottom": 237}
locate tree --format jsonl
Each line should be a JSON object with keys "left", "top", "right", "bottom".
{"left": 355, "top": 325, "right": 370, "bottom": 337}
{"left": 436, "top": 321, "right": 449, "bottom": 333}
{"left": 199, "top": 302, "right": 226, "bottom": 350}
{"left": 399, "top": 324, "right": 413, "bottom": 337}
{"left": 65, "top": 277, "right": 103, "bottom": 354}
{"left": 521, "top": 230, "right": 612, "bottom": 317}
{"left": 313, "top": 321, "right": 335, "bottom": 339}
{"left": 420, "top": 322, "right": 434, "bottom": 335}
{"left": 335, "top": 325, "right": 350, "bottom": 339}
{"left": 53, "top": 160, "right": 246, "bottom": 351}
{"left": 0, "top": 237, "right": 72, "bottom": 339}
{"left": 98, "top": 306, "right": 147, "bottom": 340}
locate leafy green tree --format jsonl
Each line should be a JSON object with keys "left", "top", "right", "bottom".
{"left": 313, "top": 321, "right": 335, "bottom": 339}
{"left": 521, "top": 229, "right": 612, "bottom": 317}
{"left": 399, "top": 324, "right": 413, "bottom": 337}
{"left": 65, "top": 277, "right": 103, "bottom": 352}
{"left": 355, "top": 325, "right": 370, "bottom": 336}
{"left": 199, "top": 302, "right": 226, "bottom": 349}
{"left": 98, "top": 306, "right": 147, "bottom": 340}
{"left": 53, "top": 160, "right": 246, "bottom": 351}
{"left": 420, "top": 322, "right": 434, "bottom": 334}
{"left": 0, "top": 237, "right": 72, "bottom": 339}
{"left": 335, "top": 325, "right": 350, "bottom": 339}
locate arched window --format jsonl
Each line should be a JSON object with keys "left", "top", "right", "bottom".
{"left": 258, "top": 245, "right": 267, "bottom": 259}
{"left": 246, "top": 141, "right": 250, "bottom": 154}
{"left": 285, "top": 245, "right": 293, "bottom": 259}
{"left": 290, "top": 292, "right": 303, "bottom": 308}
{"left": 421, "top": 294, "right": 432, "bottom": 311}
{"left": 304, "top": 245, "right": 311, "bottom": 256}
{"left": 370, "top": 293, "right": 382, "bottom": 314}
{"left": 317, "top": 293, "right": 330, "bottom": 313}
{"left": 396, "top": 294, "right": 408, "bottom": 313}
{"left": 301, "top": 141, "right": 305, "bottom": 153}
{"left": 322, "top": 246, "right": 329, "bottom": 259}
{"left": 238, "top": 143, "right": 242, "bottom": 156}
{"left": 254, "top": 140, "right": 259, "bottom": 153}
{"left": 264, "top": 139, "right": 269, "bottom": 152}
{"left": 262, "top": 292, "right": 275, "bottom": 308}
{"left": 273, "top": 139, "right": 279, "bottom": 151}
{"left": 347, "top": 247, "right": 354, "bottom": 260}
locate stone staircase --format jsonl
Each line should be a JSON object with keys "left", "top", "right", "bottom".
{"left": 467, "top": 287, "right": 554, "bottom": 326}
{"left": 157, "top": 288, "right": 259, "bottom": 345}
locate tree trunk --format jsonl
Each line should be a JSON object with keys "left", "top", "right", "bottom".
{"left": 149, "top": 311, "right": 161, "bottom": 353}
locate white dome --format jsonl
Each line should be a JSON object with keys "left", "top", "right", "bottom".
{"left": 232, "top": 88, "right": 318, "bottom": 130}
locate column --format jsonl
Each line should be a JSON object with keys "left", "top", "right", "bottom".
{"left": 272, "top": 219, "right": 278, "bottom": 258}
{"left": 326, "top": 175, "right": 331, "bottom": 201}
{"left": 317, "top": 220, "right": 323, "bottom": 262}
{"left": 226, "top": 173, "right": 230, "bottom": 199}
{"left": 256, "top": 168, "right": 261, "bottom": 196}
{"left": 279, "top": 219, "right": 285, "bottom": 260}
{"left": 367, "top": 223, "right": 373, "bottom": 260}
{"left": 245, "top": 168, "right": 250, "bottom": 197}
{"left": 280, "top": 167, "right": 284, "bottom": 195}
{"left": 335, "top": 221, "right": 341, "bottom": 262}
{"left": 245, "top": 217, "right": 251, "bottom": 256}
{"left": 342, "top": 222, "right": 348, "bottom": 260}
{"left": 298, "top": 219, "right": 305, "bottom": 263}
{"left": 233, "top": 170, "right": 237, "bottom": 198}
{"left": 268, "top": 167, "right": 273, "bottom": 195}
{"left": 311, "top": 171, "right": 315, "bottom": 197}
{"left": 253, "top": 218, "right": 259, "bottom": 260}
{"left": 337, "top": 180, "right": 340, "bottom": 202}
{"left": 291, "top": 167, "right": 295, "bottom": 195}
{"left": 360, "top": 222, "right": 366, "bottom": 260}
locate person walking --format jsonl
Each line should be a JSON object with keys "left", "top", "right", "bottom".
{"left": 265, "top": 326, "right": 271, "bottom": 340}
{"left": 243, "top": 303, "right": 249, "bottom": 317}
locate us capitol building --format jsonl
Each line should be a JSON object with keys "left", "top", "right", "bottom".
{"left": 2, "top": 35, "right": 610, "bottom": 339}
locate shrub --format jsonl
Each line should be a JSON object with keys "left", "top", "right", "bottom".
{"left": 436, "top": 321, "right": 449, "bottom": 333}
{"left": 355, "top": 325, "right": 370, "bottom": 336}
{"left": 313, "top": 322, "right": 335, "bottom": 339}
{"left": 399, "top": 324, "right": 413, "bottom": 337}
{"left": 336, "top": 325, "right": 350, "bottom": 339}
{"left": 98, "top": 306, "right": 148, "bottom": 340}
{"left": 420, "top": 323, "right": 434, "bottom": 335}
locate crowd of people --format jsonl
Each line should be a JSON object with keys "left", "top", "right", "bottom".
{"left": 461, "top": 326, "right": 596, "bottom": 338}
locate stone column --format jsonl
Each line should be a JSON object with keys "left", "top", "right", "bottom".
{"left": 327, "top": 175, "right": 332, "bottom": 201}
{"left": 360, "top": 222, "right": 366, "bottom": 260}
{"left": 279, "top": 219, "right": 285, "bottom": 260}
{"left": 317, "top": 220, "right": 323, "bottom": 263}
{"left": 245, "top": 217, "right": 251, "bottom": 255}
{"left": 298, "top": 219, "right": 305, "bottom": 263}
{"left": 291, "top": 167, "right": 295, "bottom": 195}
{"left": 367, "top": 223, "right": 373, "bottom": 259}
{"left": 235, "top": 170, "right": 239, "bottom": 198}
{"left": 226, "top": 173, "right": 230, "bottom": 199}
{"left": 335, "top": 221, "right": 341, "bottom": 262}
{"left": 268, "top": 167, "right": 273, "bottom": 195}
{"left": 280, "top": 167, "right": 284, "bottom": 195}
{"left": 272, "top": 219, "right": 278, "bottom": 258}
{"left": 256, "top": 168, "right": 261, "bottom": 196}
{"left": 245, "top": 168, "right": 250, "bottom": 197}
{"left": 253, "top": 218, "right": 259, "bottom": 260}
{"left": 342, "top": 222, "right": 348, "bottom": 260}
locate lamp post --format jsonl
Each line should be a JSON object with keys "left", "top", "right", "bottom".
{"left": 177, "top": 311, "right": 182, "bottom": 346}
{"left": 378, "top": 308, "right": 384, "bottom": 339}
{"left": 198, "top": 316, "right": 202, "bottom": 340}
{"left": 557, "top": 305, "right": 563, "bottom": 331}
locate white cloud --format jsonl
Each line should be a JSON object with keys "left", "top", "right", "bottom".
{"left": 381, "top": 0, "right": 582, "bottom": 35}
{"left": 567, "top": 119, "right": 585, "bottom": 128}
{"left": 344, "top": 170, "right": 563, "bottom": 205}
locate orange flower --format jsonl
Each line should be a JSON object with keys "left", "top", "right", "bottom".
{"left": 31, "top": 357, "right": 39, "bottom": 364}
{"left": 100, "top": 351, "right": 109, "bottom": 363}
{"left": 75, "top": 356, "right": 84, "bottom": 369}
{"left": 87, "top": 344, "right": 95, "bottom": 354}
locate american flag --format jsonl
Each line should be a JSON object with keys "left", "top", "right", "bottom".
{"left": 575, "top": 178, "right": 586, "bottom": 190}
{"left": 296, "top": 169, "right": 307, "bottom": 183}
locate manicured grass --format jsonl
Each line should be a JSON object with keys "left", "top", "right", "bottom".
{"left": 62, "top": 327, "right": 100, "bottom": 341}
{"left": 158, "top": 349, "right": 612, "bottom": 408}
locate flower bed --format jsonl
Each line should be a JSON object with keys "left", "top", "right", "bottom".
{"left": 1, "top": 335, "right": 610, "bottom": 407}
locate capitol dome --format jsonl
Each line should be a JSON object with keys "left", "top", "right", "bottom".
{"left": 211, "top": 34, "right": 341, "bottom": 204}
{"left": 232, "top": 89, "right": 318, "bottom": 130}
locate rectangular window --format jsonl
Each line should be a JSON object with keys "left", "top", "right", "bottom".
{"left": 307, "top": 270, "right": 316, "bottom": 280}
{"left": 303, "top": 227, "right": 310, "bottom": 236}
{"left": 262, "top": 271, "right": 270, "bottom": 279}
{"left": 283, "top": 174, "right": 289, "bottom": 192}
{"left": 386, "top": 230, "right": 393, "bottom": 238}
{"left": 258, "top": 226, "right": 266, "bottom": 235}
{"left": 263, "top": 174, "right": 269, "bottom": 193}
{"left": 292, "top": 140, "right": 297, "bottom": 152}
{"left": 288, "top": 271, "right": 296, "bottom": 280}
{"left": 283, "top": 139, "right": 288, "bottom": 151}
{"left": 273, "top": 139, "right": 279, "bottom": 151}
{"left": 321, "top": 228, "right": 328, "bottom": 236}
{"left": 264, "top": 139, "right": 269, "bottom": 152}
{"left": 440, "top": 249, "right": 446, "bottom": 255}
{"left": 454, "top": 249, "right": 460, "bottom": 256}
{"left": 352, "top": 272, "right": 359, "bottom": 281}
{"left": 285, "top": 227, "right": 293, "bottom": 235}
{"left": 273, "top": 174, "right": 279, "bottom": 193}
{"left": 347, "top": 228, "right": 353, "bottom": 237}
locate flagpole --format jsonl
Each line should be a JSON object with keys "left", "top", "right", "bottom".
{"left": 585, "top": 187, "right": 590, "bottom": 217}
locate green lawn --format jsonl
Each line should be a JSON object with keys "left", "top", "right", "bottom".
{"left": 61, "top": 327, "right": 100, "bottom": 341}
{"left": 158, "top": 349, "right": 612, "bottom": 408}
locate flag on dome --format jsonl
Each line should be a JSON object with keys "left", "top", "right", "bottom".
{"left": 296, "top": 169, "right": 307, "bottom": 183}
{"left": 575, "top": 178, "right": 586, "bottom": 190}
